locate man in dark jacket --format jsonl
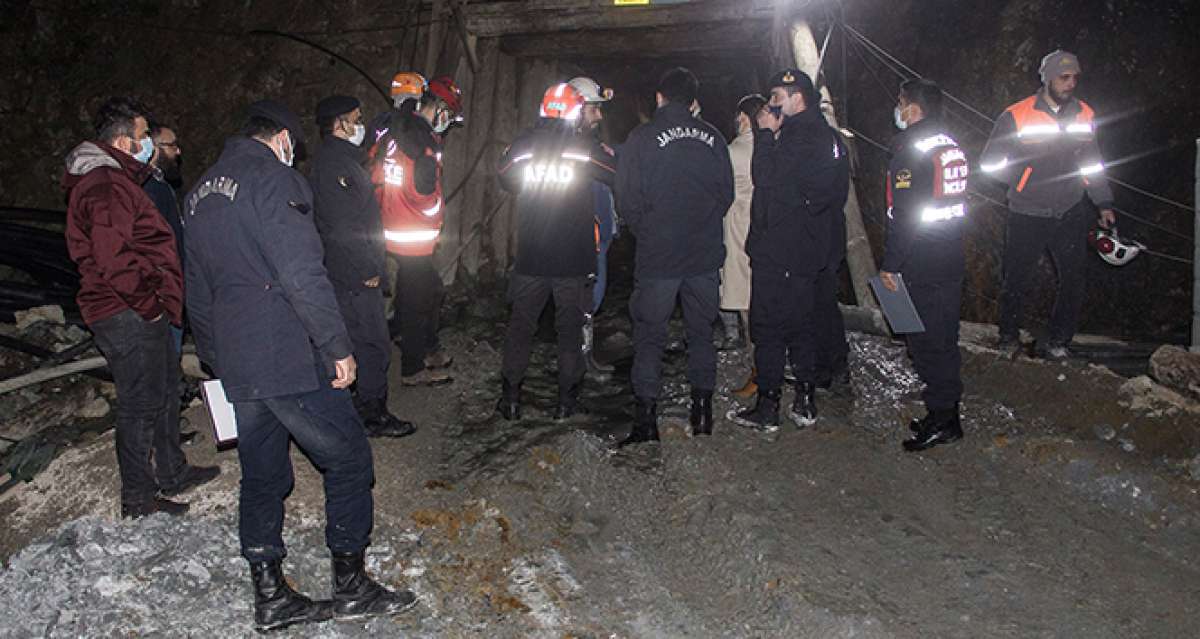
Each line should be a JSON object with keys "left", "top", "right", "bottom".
{"left": 731, "top": 69, "right": 849, "bottom": 433}
{"left": 495, "top": 82, "right": 616, "bottom": 420}
{"left": 310, "top": 95, "right": 415, "bottom": 439}
{"left": 979, "top": 50, "right": 1115, "bottom": 360}
{"left": 185, "top": 100, "right": 416, "bottom": 632}
{"left": 615, "top": 68, "right": 734, "bottom": 446}
{"left": 880, "top": 79, "right": 968, "bottom": 452}
{"left": 63, "top": 97, "right": 218, "bottom": 520}
{"left": 144, "top": 122, "right": 186, "bottom": 353}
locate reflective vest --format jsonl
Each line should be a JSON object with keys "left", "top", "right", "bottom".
{"left": 371, "top": 135, "right": 444, "bottom": 256}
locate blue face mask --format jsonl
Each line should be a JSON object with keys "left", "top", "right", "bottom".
{"left": 133, "top": 136, "right": 154, "bottom": 164}
{"left": 767, "top": 105, "right": 784, "bottom": 119}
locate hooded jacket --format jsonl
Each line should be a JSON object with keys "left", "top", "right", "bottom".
{"left": 63, "top": 141, "right": 183, "bottom": 326}
{"left": 616, "top": 102, "right": 734, "bottom": 279}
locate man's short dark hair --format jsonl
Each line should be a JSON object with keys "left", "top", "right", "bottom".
{"left": 736, "top": 94, "right": 767, "bottom": 122}
{"left": 242, "top": 115, "right": 286, "bottom": 141}
{"left": 93, "top": 97, "right": 150, "bottom": 143}
{"left": 900, "top": 78, "right": 944, "bottom": 120}
{"left": 657, "top": 67, "right": 699, "bottom": 106}
{"left": 149, "top": 121, "right": 173, "bottom": 139}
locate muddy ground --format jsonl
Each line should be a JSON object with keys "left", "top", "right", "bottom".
{"left": 3, "top": 277, "right": 1200, "bottom": 637}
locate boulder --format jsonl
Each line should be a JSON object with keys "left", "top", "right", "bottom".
{"left": 1149, "top": 345, "right": 1200, "bottom": 401}
{"left": 14, "top": 305, "right": 65, "bottom": 331}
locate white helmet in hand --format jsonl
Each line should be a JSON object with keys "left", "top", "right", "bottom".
{"left": 567, "top": 77, "right": 613, "bottom": 103}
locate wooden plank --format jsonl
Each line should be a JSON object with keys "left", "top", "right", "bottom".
{"left": 489, "top": 50, "right": 519, "bottom": 272}
{"left": 497, "top": 20, "right": 772, "bottom": 58}
{"left": 435, "top": 55, "right": 474, "bottom": 286}
{"left": 458, "top": 37, "right": 501, "bottom": 276}
{"left": 465, "top": 0, "right": 778, "bottom": 37}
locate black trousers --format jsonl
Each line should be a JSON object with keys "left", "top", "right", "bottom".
{"left": 751, "top": 269, "right": 818, "bottom": 393}
{"left": 501, "top": 273, "right": 590, "bottom": 393}
{"left": 233, "top": 386, "right": 374, "bottom": 562}
{"left": 90, "top": 309, "right": 186, "bottom": 506}
{"left": 335, "top": 286, "right": 390, "bottom": 411}
{"left": 907, "top": 278, "right": 963, "bottom": 411}
{"left": 998, "top": 200, "right": 1093, "bottom": 345}
{"left": 391, "top": 254, "right": 444, "bottom": 376}
{"left": 814, "top": 261, "right": 849, "bottom": 382}
{"left": 629, "top": 271, "right": 719, "bottom": 399}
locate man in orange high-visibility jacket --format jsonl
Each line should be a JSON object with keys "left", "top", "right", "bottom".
{"left": 980, "top": 50, "right": 1115, "bottom": 361}
{"left": 371, "top": 76, "right": 463, "bottom": 386}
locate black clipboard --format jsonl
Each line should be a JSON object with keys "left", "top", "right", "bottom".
{"left": 869, "top": 274, "right": 926, "bottom": 334}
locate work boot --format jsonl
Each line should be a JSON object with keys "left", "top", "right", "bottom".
{"left": 400, "top": 367, "right": 453, "bottom": 387}
{"left": 789, "top": 382, "right": 818, "bottom": 428}
{"left": 423, "top": 349, "right": 453, "bottom": 369}
{"left": 617, "top": 398, "right": 660, "bottom": 448}
{"left": 732, "top": 367, "right": 758, "bottom": 399}
{"left": 121, "top": 496, "right": 189, "bottom": 519}
{"left": 331, "top": 551, "right": 417, "bottom": 620}
{"left": 903, "top": 405, "right": 963, "bottom": 452}
{"left": 250, "top": 560, "right": 333, "bottom": 632}
{"left": 553, "top": 384, "right": 588, "bottom": 420}
{"left": 496, "top": 378, "right": 521, "bottom": 421}
{"left": 995, "top": 335, "right": 1022, "bottom": 359}
{"left": 729, "top": 388, "right": 781, "bottom": 433}
{"left": 583, "top": 315, "right": 614, "bottom": 374}
{"left": 816, "top": 369, "right": 852, "bottom": 397}
{"left": 908, "top": 411, "right": 934, "bottom": 434}
{"left": 689, "top": 388, "right": 714, "bottom": 436}
{"left": 159, "top": 464, "right": 221, "bottom": 497}
{"left": 361, "top": 400, "right": 418, "bottom": 439}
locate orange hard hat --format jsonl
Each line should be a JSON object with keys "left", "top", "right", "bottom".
{"left": 390, "top": 71, "right": 428, "bottom": 101}
{"left": 539, "top": 83, "right": 585, "bottom": 121}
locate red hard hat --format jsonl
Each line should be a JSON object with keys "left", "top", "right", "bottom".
{"left": 427, "top": 76, "right": 464, "bottom": 115}
{"left": 540, "top": 83, "right": 585, "bottom": 121}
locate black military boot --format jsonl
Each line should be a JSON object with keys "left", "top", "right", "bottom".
{"left": 903, "top": 405, "right": 963, "bottom": 452}
{"left": 617, "top": 398, "right": 660, "bottom": 447}
{"left": 789, "top": 382, "right": 817, "bottom": 428}
{"left": 689, "top": 388, "right": 713, "bottom": 436}
{"left": 553, "top": 384, "right": 589, "bottom": 420}
{"left": 496, "top": 378, "right": 522, "bottom": 421}
{"left": 331, "top": 551, "right": 418, "bottom": 620}
{"left": 730, "top": 388, "right": 781, "bottom": 433}
{"left": 250, "top": 560, "right": 333, "bottom": 632}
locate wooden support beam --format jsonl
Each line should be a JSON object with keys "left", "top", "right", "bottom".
{"left": 425, "top": 0, "right": 447, "bottom": 75}
{"left": 465, "top": 0, "right": 778, "bottom": 37}
{"left": 490, "top": 50, "right": 519, "bottom": 272}
{"left": 497, "top": 20, "right": 772, "bottom": 59}
{"left": 790, "top": 20, "right": 879, "bottom": 309}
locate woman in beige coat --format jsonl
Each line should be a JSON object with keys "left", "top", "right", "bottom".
{"left": 721, "top": 94, "right": 765, "bottom": 396}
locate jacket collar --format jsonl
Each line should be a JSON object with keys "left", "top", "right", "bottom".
{"left": 64, "top": 140, "right": 151, "bottom": 184}
{"left": 320, "top": 135, "right": 366, "bottom": 161}
{"left": 1034, "top": 89, "right": 1081, "bottom": 118}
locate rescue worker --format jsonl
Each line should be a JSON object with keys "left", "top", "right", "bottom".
{"left": 980, "top": 50, "right": 1116, "bottom": 360}
{"left": 567, "top": 75, "right": 617, "bottom": 375}
{"left": 495, "top": 83, "right": 616, "bottom": 420}
{"left": 879, "top": 79, "right": 968, "bottom": 452}
{"left": 731, "top": 69, "right": 848, "bottom": 433}
{"left": 369, "top": 71, "right": 427, "bottom": 149}
{"left": 64, "top": 97, "right": 218, "bottom": 519}
{"left": 724, "top": 94, "right": 765, "bottom": 397}
{"left": 615, "top": 67, "right": 734, "bottom": 445}
{"left": 310, "top": 95, "right": 416, "bottom": 438}
{"left": 372, "top": 76, "right": 464, "bottom": 385}
{"left": 185, "top": 100, "right": 416, "bottom": 632}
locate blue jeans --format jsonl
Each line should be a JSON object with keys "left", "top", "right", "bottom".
{"left": 233, "top": 386, "right": 375, "bottom": 562}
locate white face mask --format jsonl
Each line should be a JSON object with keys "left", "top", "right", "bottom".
{"left": 894, "top": 105, "right": 909, "bottom": 130}
{"left": 690, "top": 101, "right": 701, "bottom": 119}
{"left": 349, "top": 123, "right": 366, "bottom": 146}
{"left": 278, "top": 131, "right": 295, "bottom": 167}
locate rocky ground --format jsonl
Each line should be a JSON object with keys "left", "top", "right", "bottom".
{"left": 2, "top": 282, "right": 1200, "bottom": 638}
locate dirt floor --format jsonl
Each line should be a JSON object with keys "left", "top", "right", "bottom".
{"left": 3, "top": 280, "right": 1200, "bottom": 637}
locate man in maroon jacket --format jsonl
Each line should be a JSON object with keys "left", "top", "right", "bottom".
{"left": 63, "top": 97, "right": 218, "bottom": 519}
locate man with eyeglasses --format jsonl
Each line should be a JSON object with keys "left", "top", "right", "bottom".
{"left": 144, "top": 123, "right": 186, "bottom": 351}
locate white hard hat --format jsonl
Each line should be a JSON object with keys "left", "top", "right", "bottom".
{"left": 567, "top": 77, "right": 613, "bottom": 103}
{"left": 1089, "top": 227, "right": 1144, "bottom": 266}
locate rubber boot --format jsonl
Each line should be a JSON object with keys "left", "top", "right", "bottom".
{"left": 689, "top": 388, "right": 713, "bottom": 436}
{"left": 583, "top": 315, "right": 614, "bottom": 374}
{"left": 553, "top": 384, "right": 588, "bottom": 420}
{"left": 250, "top": 560, "right": 333, "bottom": 632}
{"left": 730, "top": 387, "right": 781, "bottom": 433}
{"left": 331, "top": 551, "right": 417, "bottom": 620}
{"left": 903, "top": 405, "right": 964, "bottom": 452}
{"left": 617, "top": 398, "right": 660, "bottom": 448}
{"left": 496, "top": 378, "right": 521, "bottom": 421}
{"left": 733, "top": 367, "right": 758, "bottom": 399}
{"left": 788, "top": 382, "right": 817, "bottom": 428}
